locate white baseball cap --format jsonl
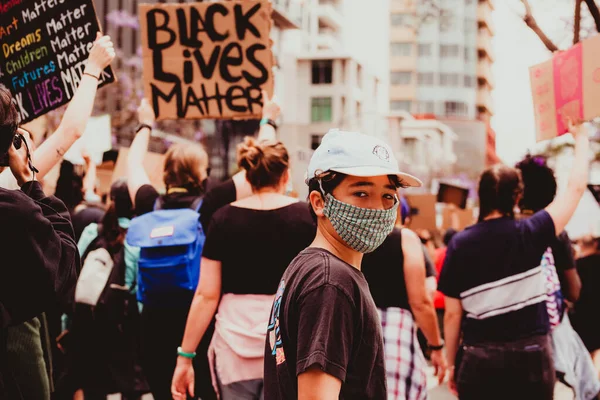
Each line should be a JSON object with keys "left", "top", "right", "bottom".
{"left": 306, "top": 129, "right": 422, "bottom": 187}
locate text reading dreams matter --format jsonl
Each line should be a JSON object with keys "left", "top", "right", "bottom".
{"left": 140, "top": 1, "right": 274, "bottom": 120}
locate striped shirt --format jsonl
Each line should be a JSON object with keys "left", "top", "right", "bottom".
{"left": 438, "top": 211, "right": 556, "bottom": 344}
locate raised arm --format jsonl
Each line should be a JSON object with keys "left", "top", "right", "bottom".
{"left": 30, "top": 34, "right": 115, "bottom": 181}
{"left": 403, "top": 229, "right": 447, "bottom": 384}
{"left": 546, "top": 120, "right": 591, "bottom": 234}
{"left": 127, "top": 99, "right": 155, "bottom": 203}
{"left": 230, "top": 90, "right": 282, "bottom": 198}
{"left": 298, "top": 368, "right": 342, "bottom": 400}
{"left": 81, "top": 150, "right": 98, "bottom": 201}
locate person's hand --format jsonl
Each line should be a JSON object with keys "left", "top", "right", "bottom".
{"left": 430, "top": 349, "right": 448, "bottom": 385}
{"left": 567, "top": 117, "right": 586, "bottom": 138}
{"left": 9, "top": 131, "right": 35, "bottom": 187}
{"left": 137, "top": 98, "right": 156, "bottom": 127}
{"left": 171, "top": 357, "right": 194, "bottom": 400}
{"left": 261, "top": 89, "right": 281, "bottom": 120}
{"left": 448, "top": 366, "right": 458, "bottom": 395}
{"left": 84, "top": 33, "right": 115, "bottom": 77}
{"left": 447, "top": 203, "right": 458, "bottom": 213}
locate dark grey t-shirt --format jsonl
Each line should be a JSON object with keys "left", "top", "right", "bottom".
{"left": 264, "top": 248, "right": 387, "bottom": 399}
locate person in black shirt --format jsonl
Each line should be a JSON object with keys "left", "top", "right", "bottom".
{"left": 0, "top": 87, "right": 80, "bottom": 397}
{"left": 171, "top": 138, "right": 315, "bottom": 400}
{"left": 362, "top": 227, "right": 447, "bottom": 399}
{"left": 128, "top": 94, "right": 281, "bottom": 400}
{"left": 263, "top": 129, "right": 422, "bottom": 399}
{"left": 440, "top": 120, "right": 591, "bottom": 399}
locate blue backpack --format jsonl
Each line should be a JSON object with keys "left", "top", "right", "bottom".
{"left": 126, "top": 198, "right": 204, "bottom": 307}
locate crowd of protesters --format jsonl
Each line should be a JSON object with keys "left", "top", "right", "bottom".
{"left": 1, "top": 32, "right": 600, "bottom": 400}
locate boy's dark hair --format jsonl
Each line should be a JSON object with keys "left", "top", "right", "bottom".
{"left": 477, "top": 164, "right": 523, "bottom": 222}
{"left": 0, "top": 85, "right": 19, "bottom": 155}
{"left": 307, "top": 172, "right": 404, "bottom": 221}
{"left": 443, "top": 228, "right": 457, "bottom": 246}
{"left": 515, "top": 155, "right": 557, "bottom": 212}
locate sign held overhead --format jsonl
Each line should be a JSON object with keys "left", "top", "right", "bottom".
{"left": 139, "top": 1, "right": 274, "bottom": 121}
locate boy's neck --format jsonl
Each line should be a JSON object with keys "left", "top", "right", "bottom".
{"left": 311, "top": 226, "right": 363, "bottom": 270}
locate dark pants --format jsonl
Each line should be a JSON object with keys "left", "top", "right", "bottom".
{"left": 140, "top": 306, "right": 216, "bottom": 400}
{"left": 457, "top": 334, "right": 555, "bottom": 400}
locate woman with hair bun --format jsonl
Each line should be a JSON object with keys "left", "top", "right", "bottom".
{"left": 171, "top": 138, "right": 316, "bottom": 400}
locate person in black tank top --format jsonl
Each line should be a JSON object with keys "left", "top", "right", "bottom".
{"left": 363, "top": 227, "right": 447, "bottom": 399}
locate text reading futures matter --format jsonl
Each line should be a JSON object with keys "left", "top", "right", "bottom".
{"left": 140, "top": 1, "right": 274, "bottom": 120}
{"left": 0, "top": 0, "right": 114, "bottom": 124}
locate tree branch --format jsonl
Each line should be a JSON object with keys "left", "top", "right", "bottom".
{"left": 520, "top": 0, "right": 560, "bottom": 52}
{"left": 575, "top": 0, "right": 582, "bottom": 44}
{"left": 583, "top": 0, "right": 600, "bottom": 32}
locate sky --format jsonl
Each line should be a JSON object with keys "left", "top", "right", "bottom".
{"left": 491, "top": 0, "right": 574, "bottom": 165}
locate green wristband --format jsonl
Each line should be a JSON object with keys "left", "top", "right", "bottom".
{"left": 177, "top": 346, "right": 196, "bottom": 359}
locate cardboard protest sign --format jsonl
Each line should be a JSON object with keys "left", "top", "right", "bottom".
{"left": 404, "top": 194, "right": 437, "bottom": 232}
{"left": 442, "top": 206, "right": 474, "bottom": 231}
{"left": 530, "top": 34, "right": 600, "bottom": 141}
{"left": 0, "top": 0, "right": 115, "bottom": 124}
{"left": 112, "top": 148, "right": 165, "bottom": 192}
{"left": 139, "top": 1, "right": 274, "bottom": 121}
{"left": 437, "top": 182, "right": 469, "bottom": 209}
{"left": 64, "top": 115, "right": 112, "bottom": 165}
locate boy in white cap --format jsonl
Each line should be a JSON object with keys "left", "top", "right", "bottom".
{"left": 264, "top": 129, "right": 422, "bottom": 399}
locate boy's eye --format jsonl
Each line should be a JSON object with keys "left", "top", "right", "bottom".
{"left": 383, "top": 194, "right": 395, "bottom": 200}
{"left": 353, "top": 192, "right": 368, "bottom": 198}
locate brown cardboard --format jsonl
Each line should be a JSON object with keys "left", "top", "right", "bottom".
{"left": 437, "top": 182, "right": 469, "bottom": 209}
{"left": 404, "top": 194, "right": 437, "bottom": 232}
{"left": 442, "top": 206, "right": 474, "bottom": 231}
{"left": 139, "top": 1, "right": 274, "bottom": 121}
{"left": 112, "top": 148, "right": 166, "bottom": 192}
{"left": 530, "top": 34, "right": 600, "bottom": 141}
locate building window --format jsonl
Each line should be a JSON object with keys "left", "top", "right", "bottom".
{"left": 391, "top": 12, "right": 410, "bottom": 26}
{"left": 391, "top": 100, "right": 412, "bottom": 112}
{"left": 417, "top": 72, "right": 434, "bottom": 85}
{"left": 311, "top": 97, "right": 333, "bottom": 122}
{"left": 391, "top": 42, "right": 412, "bottom": 57}
{"left": 464, "top": 18, "right": 476, "bottom": 34}
{"left": 444, "top": 101, "right": 469, "bottom": 117}
{"left": 418, "top": 44, "right": 432, "bottom": 56}
{"left": 311, "top": 134, "right": 323, "bottom": 150}
{"left": 391, "top": 71, "right": 413, "bottom": 85}
{"left": 440, "top": 44, "right": 460, "bottom": 58}
{"left": 464, "top": 75, "right": 476, "bottom": 87}
{"left": 464, "top": 47, "right": 474, "bottom": 62}
{"left": 440, "top": 73, "right": 460, "bottom": 86}
{"left": 311, "top": 60, "right": 333, "bottom": 84}
{"left": 418, "top": 101, "right": 435, "bottom": 114}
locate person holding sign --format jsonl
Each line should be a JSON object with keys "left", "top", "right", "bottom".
{"left": 0, "top": 33, "right": 115, "bottom": 191}
{"left": 127, "top": 91, "right": 281, "bottom": 400}
{"left": 439, "top": 120, "right": 591, "bottom": 399}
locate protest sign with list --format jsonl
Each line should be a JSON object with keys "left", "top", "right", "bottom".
{"left": 139, "top": 1, "right": 274, "bottom": 121}
{"left": 0, "top": 0, "right": 115, "bottom": 124}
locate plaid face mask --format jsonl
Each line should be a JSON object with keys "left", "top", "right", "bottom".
{"left": 323, "top": 193, "right": 399, "bottom": 253}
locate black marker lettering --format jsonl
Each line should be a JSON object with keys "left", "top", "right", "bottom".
{"left": 193, "top": 45, "right": 221, "bottom": 80}
{"left": 204, "top": 3, "right": 230, "bottom": 41}
{"left": 234, "top": 3, "right": 261, "bottom": 40}
{"left": 147, "top": 9, "right": 176, "bottom": 50}
{"left": 152, "top": 50, "right": 179, "bottom": 82}
{"left": 220, "top": 43, "right": 243, "bottom": 83}
{"left": 243, "top": 44, "right": 269, "bottom": 86}
{"left": 225, "top": 85, "right": 248, "bottom": 112}
{"left": 183, "top": 49, "right": 193, "bottom": 84}
{"left": 151, "top": 82, "right": 182, "bottom": 118}
{"left": 245, "top": 86, "right": 263, "bottom": 114}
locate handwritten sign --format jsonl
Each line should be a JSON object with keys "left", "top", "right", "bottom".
{"left": 405, "top": 194, "right": 437, "bottom": 232}
{"left": 0, "top": 0, "right": 114, "bottom": 124}
{"left": 63, "top": 114, "right": 112, "bottom": 165}
{"left": 112, "top": 148, "right": 165, "bottom": 193}
{"left": 530, "top": 34, "right": 600, "bottom": 141}
{"left": 139, "top": 1, "right": 274, "bottom": 121}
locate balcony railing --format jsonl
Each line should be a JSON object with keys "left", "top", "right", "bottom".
{"left": 477, "top": 1, "right": 495, "bottom": 35}
{"left": 477, "top": 88, "right": 494, "bottom": 115}
{"left": 477, "top": 59, "right": 494, "bottom": 87}
{"left": 477, "top": 30, "right": 495, "bottom": 61}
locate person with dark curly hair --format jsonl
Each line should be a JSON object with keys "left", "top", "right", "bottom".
{"left": 516, "top": 154, "right": 600, "bottom": 400}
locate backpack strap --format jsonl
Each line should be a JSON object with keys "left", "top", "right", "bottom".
{"left": 153, "top": 197, "right": 164, "bottom": 211}
{"left": 190, "top": 197, "right": 203, "bottom": 213}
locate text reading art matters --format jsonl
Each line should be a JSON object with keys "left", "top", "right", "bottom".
{"left": 0, "top": 0, "right": 115, "bottom": 124}
{"left": 139, "top": 1, "right": 274, "bottom": 121}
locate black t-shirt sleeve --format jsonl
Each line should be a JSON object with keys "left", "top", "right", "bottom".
{"left": 134, "top": 184, "right": 160, "bottom": 216}
{"left": 201, "top": 211, "right": 227, "bottom": 261}
{"left": 521, "top": 210, "right": 556, "bottom": 263}
{"left": 295, "top": 285, "right": 355, "bottom": 382}
{"left": 552, "top": 231, "right": 576, "bottom": 273}
{"left": 199, "top": 179, "right": 236, "bottom": 232}
{"left": 438, "top": 239, "right": 461, "bottom": 298}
